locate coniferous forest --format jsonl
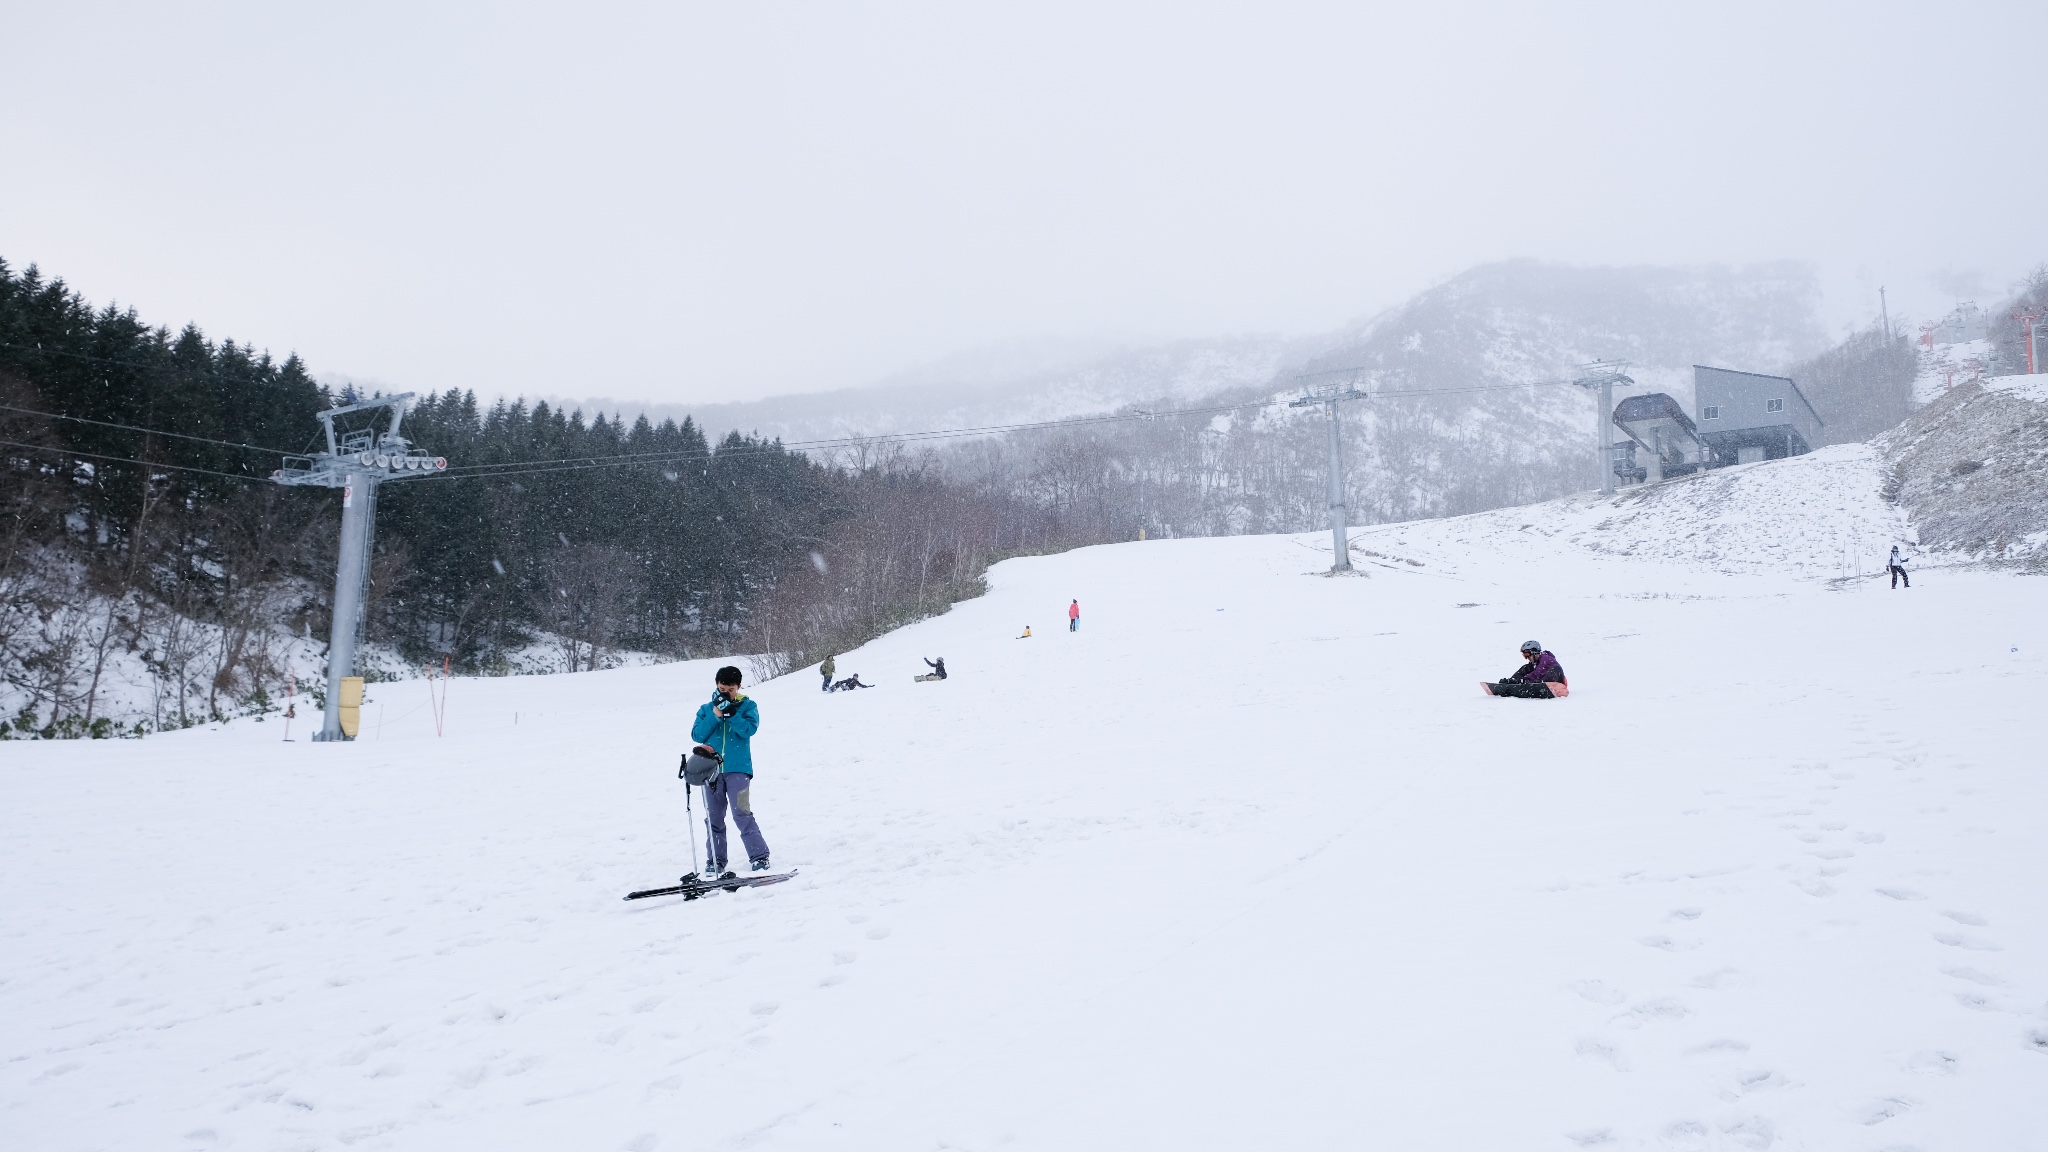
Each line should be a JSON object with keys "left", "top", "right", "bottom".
{"left": 0, "top": 260, "right": 1087, "bottom": 735}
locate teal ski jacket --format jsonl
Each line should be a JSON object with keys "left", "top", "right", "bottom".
{"left": 691, "top": 695, "right": 761, "bottom": 775}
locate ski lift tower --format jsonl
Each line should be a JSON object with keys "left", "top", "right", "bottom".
{"left": 273, "top": 393, "right": 446, "bottom": 741}
{"left": 1290, "top": 369, "right": 1370, "bottom": 572}
{"left": 2014, "top": 306, "right": 2044, "bottom": 375}
{"left": 1572, "top": 360, "right": 1636, "bottom": 495}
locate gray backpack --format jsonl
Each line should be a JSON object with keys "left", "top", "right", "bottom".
{"left": 679, "top": 747, "right": 723, "bottom": 786}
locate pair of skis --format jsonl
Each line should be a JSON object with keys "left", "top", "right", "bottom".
{"left": 629, "top": 758, "right": 797, "bottom": 902}
{"left": 625, "top": 868, "right": 798, "bottom": 902}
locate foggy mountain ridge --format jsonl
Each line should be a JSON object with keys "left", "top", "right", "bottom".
{"left": 544, "top": 333, "right": 1303, "bottom": 445}
{"left": 1306, "top": 259, "right": 1829, "bottom": 400}
{"left": 550, "top": 259, "right": 1831, "bottom": 446}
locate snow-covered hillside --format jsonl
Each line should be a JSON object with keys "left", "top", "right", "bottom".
{"left": 1380, "top": 444, "right": 1912, "bottom": 580}
{"left": 1881, "top": 375, "right": 2048, "bottom": 563}
{"left": 5, "top": 455, "right": 2043, "bottom": 1151}
{"left": 1911, "top": 339, "right": 1998, "bottom": 405}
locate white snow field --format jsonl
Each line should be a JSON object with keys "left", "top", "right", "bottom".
{"left": 6, "top": 446, "right": 2045, "bottom": 1151}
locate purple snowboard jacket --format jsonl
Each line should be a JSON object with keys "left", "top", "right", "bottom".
{"left": 1510, "top": 651, "right": 1566, "bottom": 684}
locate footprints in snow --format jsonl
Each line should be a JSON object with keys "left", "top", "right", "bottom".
{"left": 1570, "top": 1115, "right": 1774, "bottom": 1151}
{"left": 1932, "top": 931, "right": 2000, "bottom": 952}
{"left": 1904, "top": 1049, "right": 1957, "bottom": 1075}
{"left": 1929, "top": 912, "right": 2015, "bottom": 1016}
{"left": 1772, "top": 763, "right": 1875, "bottom": 900}
{"left": 1785, "top": 761, "right": 2039, "bottom": 1056}
{"left": 1568, "top": 979, "right": 1625, "bottom": 1006}
{"left": 1563, "top": 887, "right": 1817, "bottom": 1147}
{"left": 1940, "top": 966, "right": 2003, "bottom": 986}
{"left": 819, "top": 915, "right": 887, "bottom": 988}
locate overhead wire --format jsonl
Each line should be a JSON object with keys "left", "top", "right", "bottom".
{"left": 0, "top": 438, "right": 273, "bottom": 483}
{"left": 0, "top": 402, "right": 292, "bottom": 456}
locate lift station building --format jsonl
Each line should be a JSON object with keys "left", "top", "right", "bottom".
{"left": 1606, "top": 365, "right": 1826, "bottom": 485}
{"left": 1692, "top": 365, "right": 1824, "bottom": 464}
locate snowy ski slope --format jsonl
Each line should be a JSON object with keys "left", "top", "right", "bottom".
{"left": 4, "top": 452, "right": 2044, "bottom": 1151}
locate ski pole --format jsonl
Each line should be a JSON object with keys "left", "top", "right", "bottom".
{"left": 702, "top": 780, "right": 716, "bottom": 875}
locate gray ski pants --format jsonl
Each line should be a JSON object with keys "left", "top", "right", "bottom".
{"left": 705, "top": 771, "right": 770, "bottom": 868}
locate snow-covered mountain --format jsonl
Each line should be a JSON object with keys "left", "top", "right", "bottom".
{"left": 1303, "top": 259, "right": 1825, "bottom": 403}
{"left": 557, "top": 260, "right": 1829, "bottom": 450}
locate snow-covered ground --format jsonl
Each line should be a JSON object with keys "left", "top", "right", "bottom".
{"left": 1984, "top": 372, "right": 2048, "bottom": 404}
{"left": 5, "top": 453, "right": 2044, "bottom": 1151}
{"left": 1911, "top": 339, "right": 1997, "bottom": 405}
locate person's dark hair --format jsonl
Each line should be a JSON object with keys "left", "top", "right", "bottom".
{"left": 715, "top": 665, "right": 743, "bottom": 686}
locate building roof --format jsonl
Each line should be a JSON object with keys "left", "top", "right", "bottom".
{"left": 1691, "top": 365, "right": 1824, "bottom": 426}
{"left": 1612, "top": 392, "right": 1698, "bottom": 434}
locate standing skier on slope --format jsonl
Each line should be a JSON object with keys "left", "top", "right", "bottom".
{"left": 1069, "top": 599, "right": 1080, "bottom": 632}
{"left": 691, "top": 666, "right": 771, "bottom": 874}
{"left": 1486, "top": 641, "right": 1568, "bottom": 699}
{"left": 819, "top": 653, "right": 836, "bottom": 692}
{"left": 1889, "top": 545, "right": 1911, "bottom": 589}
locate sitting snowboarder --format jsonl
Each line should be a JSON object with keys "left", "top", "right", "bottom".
{"left": 914, "top": 656, "right": 947, "bottom": 682}
{"left": 1484, "top": 641, "right": 1569, "bottom": 699}
{"left": 831, "top": 674, "right": 873, "bottom": 691}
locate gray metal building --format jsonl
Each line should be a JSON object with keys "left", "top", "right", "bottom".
{"left": 1693, "top": 365, "right": 1823, "bottom": 464}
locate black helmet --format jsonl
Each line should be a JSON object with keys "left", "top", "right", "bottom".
{"left": 1520, "top": 640, "right": 1542, "bottom": 655}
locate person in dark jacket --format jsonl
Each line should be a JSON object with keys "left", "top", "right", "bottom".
{"left": 690, "top": 665, "right": 770, "bottom": 872}
{"left": 1490, "top": 641, "right": 1567, "bottom": 699}
{"left": 923, "top": 657, "right": 946, "bottom": 680}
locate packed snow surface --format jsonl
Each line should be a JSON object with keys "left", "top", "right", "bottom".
{"left": 1984, "top": 371, "right": 2048, "bottom": 404}
{"left": 5, "top": 455, "right": 2044, "bottom": 1150}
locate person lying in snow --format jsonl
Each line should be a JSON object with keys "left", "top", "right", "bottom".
{"left": 1484, "top": 641, "right": 1568, "bottom": 699}
{"left": 831, "top": 674, "right": 873, "bottom": 691}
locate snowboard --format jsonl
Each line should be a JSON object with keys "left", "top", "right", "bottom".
{"left": 625, "top": 869, "right": 798, "bottom": 901}
{"left": 913, "top": 673, "right": 944, "bottom": 682}
{"left": 1480, "top": 681, "right": 1570, "bottom": 699}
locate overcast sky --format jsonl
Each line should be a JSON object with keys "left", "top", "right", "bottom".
{"left": 4, "top": 1, "right": 2044, "bottom": 406}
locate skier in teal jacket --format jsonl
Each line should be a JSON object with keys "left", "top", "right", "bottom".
{"left": 690, "top": 666, "right": 769, "bottom": 870}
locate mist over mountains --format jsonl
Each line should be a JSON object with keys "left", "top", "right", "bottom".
{"left": 550, "top": 334, "right": 1299, "bottom": 445}
{"left": 541, "top": 261, "right": 1846, "bottom": 537}
{"left": 556, "top": 260, "right": 1833, "bottom": 447}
